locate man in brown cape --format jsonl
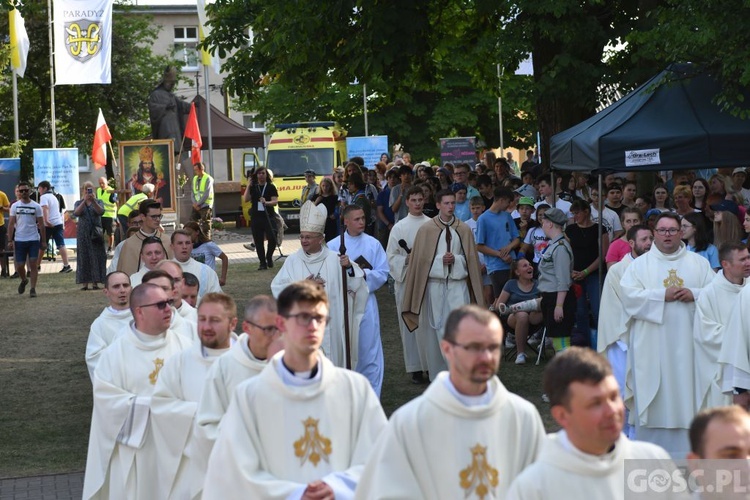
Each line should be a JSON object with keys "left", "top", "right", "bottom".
{"left": 402, "top": 188, "right": 484, "bottom": 380}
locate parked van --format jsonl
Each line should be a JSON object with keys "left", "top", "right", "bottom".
{"left": 264, "top": 122, "right": 347, "bottom": 225}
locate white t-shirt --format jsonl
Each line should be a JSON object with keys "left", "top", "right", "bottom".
{"left": 40, "top": 192, "right": 63, "bottom": 226}
{"left": 590, "top": 205, "right": 622, "bottom": 240}
{"left": 10, "top": 201, "right": 42, "bottom": 241}
{"left": 524, "top": 226, "right": 550, "bottom": 264}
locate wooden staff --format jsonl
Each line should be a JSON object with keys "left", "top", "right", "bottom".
{"left": 339, "top": 212, "right": 352, "bottom": 370}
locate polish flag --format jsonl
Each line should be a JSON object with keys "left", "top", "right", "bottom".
{"left": 185, "top": 103, "right": 203, "bottom": 164}
{"left": 92, "top": 108, "right": 112, "bottom": 169}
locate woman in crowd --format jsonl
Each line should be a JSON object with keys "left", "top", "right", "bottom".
{"left": 493, "top": 258, "right": 543, "bottom": 365}
{"left": 314, "top": 177, "right": 340, "bottom": 242}
{"left": 243, "top": 167, "right": 278, "bottom": 270}
{"left": 418, "top": 181, "right": 438, "bottom": 218}
{"left": 709, "top": 173, "right": 733, "bottom": 200}
{"left": 332, "top": 166, "right": 345, "bottom": 194}
{"left": 185, "top": 221, "right": 228, "bottom": 285}
{"left": 681, "top": 212, "right": 720, "bottom": 269}
{"left": 436, "top": 167, "right": 453, "bottom": 190}
{"left": 622, "top": 180, "right": 637, "bottom": 207}
{"left": 605, "top": 206, "right": 642, "bottom": 268}
{"left": 653, "top": 184, "right": 672, "bottom": 212}
{"left": 673, "top": 184, "right": 697, "bottom": 217}
{"left": 711, "top": 199, "right": 743, "bottom": 250}
{"left": 692, "top": 178, "right": 710, "bottom": 211}
{"left": 537, "top": 208, "right": 576, "bottom": 352}
{"left": 566, "top": 199, "right": 608, "bottom": 347}
{"left": 73, "top": 181, "right": 106, "bottom": 290}
{"left": 635, "top": 194, "right": 653, "bottom": 214}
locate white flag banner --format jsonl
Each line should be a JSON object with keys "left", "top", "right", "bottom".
{"left": 53, "top": 0, "right": 113, "bottom": 85}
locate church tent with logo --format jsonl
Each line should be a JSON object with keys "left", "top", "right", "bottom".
{"left": 550, "top": 63, "right": 750, "bottom": 173}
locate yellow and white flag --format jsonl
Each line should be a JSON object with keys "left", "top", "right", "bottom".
{"left": 53, "top": 0, "right": 113, "bottom": 85}
{"left": 9, "top": 7, "right": 30, "bottom": 78}
{"left": 196, "top": 0, "right": 221, "bottom": 74}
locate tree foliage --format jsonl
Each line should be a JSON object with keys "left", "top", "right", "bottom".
{"left": 0, "top": 2, "right": 172, "bottom": 179}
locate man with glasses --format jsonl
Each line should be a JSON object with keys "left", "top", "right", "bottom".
{"left": 83, "top": 283, "right": 192, "bottom": 499}
{"left": 151, "top": 292, "right": 239, "bottom": 499}
{"left": 115, "top": 199, "right": 173, "bottom": 275}
{"left": 271, "top": 201, "right": 368, "bottom": 369}
{"left": 157, "top": 260, "right": 198, "bottom": 327}
{"left": 204, "top": 280, "right": 386, "bottom": 498}
{"left": 452, "top": 163, "right": 480, "bottom": 200}
{"left": 141, "top": 269, "right": 196, "bottom": 342}
{"left": 620, "top": 212, "right": 714, "bottom": 456}
{"left": 7, "top": 181, "right": 45, "bottom": 297}
{"left": 194, "top": 295, "right": 282, "bottom": 498}
{"left": 357, "top": 304, "right": 545, "bottom": 498}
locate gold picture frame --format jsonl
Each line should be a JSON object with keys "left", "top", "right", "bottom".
{"left": 118, "top": 139, "right": 176, "bottom": 212}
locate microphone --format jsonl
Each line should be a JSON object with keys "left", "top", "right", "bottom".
{"left": 398, "top": 239, "right": 411, "bottom": 254}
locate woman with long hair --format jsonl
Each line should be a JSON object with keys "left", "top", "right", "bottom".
{"left": 242, "top": 167, "right": 278, "bottom": 270}
{"left": 692, "top": 178, "right": 710, "bottom": 211}
{"left": 436, "top": 167, "right": 453, "bottom": 190}
{"left": 709, "top": 173, "right": 733, "bottom": 199}
{"left": 711, "top": 200, "right": 743, "bottom": 251}
{"left": 566, "top": 199, "right": 609, "bottom": 348}
{"left": 673, "top": 184, "right": 696, "bottom": 217}
{"left": 653, "top": 184, "right": 672, "bottom": 212}
{"left": 314, "top": 177, "right": 340, "bottom": 242}
{"left": 605, "top": 207, "right": 642, "bottom": 268}
{"left": 493, "top": 258, "right": 543, "bottom": 365}
{"left": 681, "top": 212, "right": 720, "bottom": 269}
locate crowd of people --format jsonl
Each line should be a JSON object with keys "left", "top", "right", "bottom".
{"left": 6, "top": 150, "right": 750, "bottom": 498}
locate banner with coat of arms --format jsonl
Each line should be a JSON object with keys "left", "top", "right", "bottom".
{"left": 53, "top": 0, "right": 112, "bottom": 85}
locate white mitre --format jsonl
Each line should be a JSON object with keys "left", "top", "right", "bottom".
{"left": 300, "top": 201, "right": 327, "bottom": 234}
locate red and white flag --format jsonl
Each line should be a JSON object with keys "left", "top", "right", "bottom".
{"left": 92, "top": 108, "right": 112, "bottom": 169}
{"left": 184, "top": 102, "right": 203, "bottom": 164}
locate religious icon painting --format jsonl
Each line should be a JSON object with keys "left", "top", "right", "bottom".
{"left": 119, "top": 139, "right": 176, "bottom": 212}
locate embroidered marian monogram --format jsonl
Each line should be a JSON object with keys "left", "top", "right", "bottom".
{"left": 293, "top": 417, "right": 332, "bottom": 467}
{"left": 459, "top": 444, "right": 499, "bottom": 499}
{"left": 663, "top": 269, "right": 684, "bottom": 288}
{"left": 148, "top": 358, "right": 164, "bottom": 385}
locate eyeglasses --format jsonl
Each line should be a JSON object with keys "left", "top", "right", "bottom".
{"left": 244, "top": 320, "right": 279, "bottom": 336}
{"left": 137, "top": 299, "right": 174, "bottom": 310}
{"left": 147, "top": 214, "right": 163, "bottom": 220}
{"left": 284, "top": 312, "right": 329, "bottom": 327}
{"left": 447, "top": 340, "right": 501, "bottom": 356}
{"left": 655, "top": 228, "right": 680, "bottom": 236}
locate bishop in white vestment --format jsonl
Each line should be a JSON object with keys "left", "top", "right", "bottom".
{"left": 620, "top": 218, "right": 714, "bottom": 456}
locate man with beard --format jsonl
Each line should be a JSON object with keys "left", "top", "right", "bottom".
{"left": 694, "top": 242, "right": 750, "bottom": 411}
{"left": 85, "top": 271, "right": 133, "bottom": 381}
{"left": 507, "top": 348, "right": 670, "bottom": 499}
{"left": 597, "top": 224, "right": 653, "bottom": 437}
{"left": 82, "top": 283, "right": 193, "bottom": 499}
{"left": 357, "top": 305, "right": 545, "bottom": 499}
{"left": 150, "top": 293, "right": 238, "bottom": 499}
{"left": 620, "top": 213, "right": 714, "bottom": 456}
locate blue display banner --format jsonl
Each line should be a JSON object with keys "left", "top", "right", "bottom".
{"left": 346, "top": 136, "right": 389, "bottom": 170}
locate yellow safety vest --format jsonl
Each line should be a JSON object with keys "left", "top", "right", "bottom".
{"left": 118, "top": 192, "right": 147, "bottom": 217}
{"left": 97, "top": 187, "right": 116, "bottom": 218}
{"left": 192, "top": 174, "right": 214, "bottom": 207}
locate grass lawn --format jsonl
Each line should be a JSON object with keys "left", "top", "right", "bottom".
{"left": 0, "top": 259, "right": 557, "bottom": 478}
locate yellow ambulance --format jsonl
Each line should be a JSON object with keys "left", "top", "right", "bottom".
{"left": 259, "top": 122, "right": 347, "bottom": 226}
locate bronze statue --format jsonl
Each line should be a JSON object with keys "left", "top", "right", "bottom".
{"left": 148, "top": 66, "right": 191, "bottom": 151}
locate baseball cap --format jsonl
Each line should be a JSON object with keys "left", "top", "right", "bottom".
{"left": 732, "top": 167, "right": 747, "bottom": 176}
{"left": 304, "top": 169, "right": 316, "bottom": 176}
{"left": 710, "top": 199, "right": 740, "bottom": 216}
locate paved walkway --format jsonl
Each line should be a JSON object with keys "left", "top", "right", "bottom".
{"left": 0, "top": 227, "right": 300, "bottom": 498}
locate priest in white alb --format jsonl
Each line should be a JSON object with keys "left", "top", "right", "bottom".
{"left": 619, "top": 213, "right": 714, "bottom": 456}
{"left": 597, "top": 224, "right": 653, "bottom": 437}
{"left": 171, "top": 229, "right": 222, "bottom": 299}
{"left": 327, "top": 204, "right": 389, "bottom": 396}
{"left": 356, "top": 305, "right": 545, "bottom": 499}
{"left": 387, "top": 185, "right": 431, "bottom": 383}
{"left": 192, "top": 295, "right": 282, "bottom": 499}
{"left": 507, "top": 348, "right": 670, "bottom": 500}
{"left": 150, "top": 293, "right": 238, "bottom": 500}
{"left": 128, "top": 237, "right": 167, "bottom": 287}
{"left": 694, "top": 242, "right": 749, "bottom": 411}
{"left": 82, "top": 283, "right": 193, "bottom": 499}
{"left": 157, "top": 260, "right": 198, "bottom": 327}
{"left": 271, "top": 201, "right": 368, "bottom": 369}
{"left": 203, "top": 281, "right": 386, "bottom": 499}
{"left": 85, "top": 271, "right": 133, "bottom": 381}
{"left": 142, "top": 269, "right": 197, "bottom": 342}
{"left": 718, "top": 260, "right": 750, "bottom": 411}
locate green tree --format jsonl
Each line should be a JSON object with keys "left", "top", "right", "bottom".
{"left": 0, "top": 2, "right": 173, "bottom": 180}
